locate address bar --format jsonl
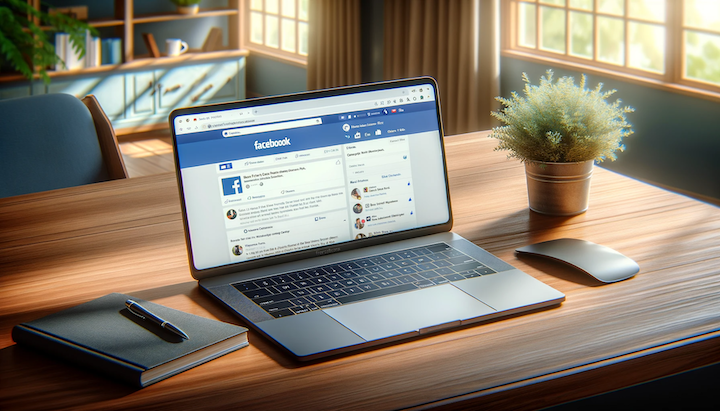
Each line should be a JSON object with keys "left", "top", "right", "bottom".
{"left": 222, "top": 117, "right": 323, "bottom": 138}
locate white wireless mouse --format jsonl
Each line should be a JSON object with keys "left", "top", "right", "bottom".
{"left": 515, "top": 238, "right": 639, "bottom": 283}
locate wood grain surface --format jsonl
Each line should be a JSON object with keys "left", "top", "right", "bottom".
{"left": 1, "top": 131, "right": 719, "bottom": 410}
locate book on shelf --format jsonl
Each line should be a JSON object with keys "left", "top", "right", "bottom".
{"left": 12, "top": 293, "right": 248, "bottom": 388}
{"left": 55, "top": 30, "right": 102, "bottom": 70}
{"left": 101, "top": 38, "right": 122, "bottom": 65}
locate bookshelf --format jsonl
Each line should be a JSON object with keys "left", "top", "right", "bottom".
{"left": 0, "top": 0, "right": 247, "bottom": 135}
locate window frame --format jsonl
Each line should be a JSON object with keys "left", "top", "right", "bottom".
{"left": 242, "top": 0, "right": 308, "bottom": 66}
{"left": 502, "top": 0, "right": 720, "bottom": 102}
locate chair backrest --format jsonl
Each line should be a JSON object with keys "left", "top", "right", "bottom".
{"left": 0, "top": 93, "right": 128, "bottom": 198}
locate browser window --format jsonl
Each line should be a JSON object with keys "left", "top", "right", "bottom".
{"left": 173, "top": 82, "right": 449, "bottom": 270}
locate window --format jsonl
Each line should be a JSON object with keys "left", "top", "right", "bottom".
{"left": 247, "top": 0, "right": 309, "bottom": 61}
{"left": 504, "top": 0, "right": 720, "bottom": 97}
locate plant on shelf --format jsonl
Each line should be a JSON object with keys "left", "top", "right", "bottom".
{"left": 0, "top": 0, "right": 96, "bottom": 83}
{"left": 489, "top": 70, "right": 635, "bottom": 215}
{"left": 170, "top": 0, "right": 202, "bottom": 14}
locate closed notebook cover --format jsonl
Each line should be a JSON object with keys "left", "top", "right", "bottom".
{"left": 12, "top": 293, "right": 248, "bottom": 387}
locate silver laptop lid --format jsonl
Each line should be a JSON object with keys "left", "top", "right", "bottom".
{"left": 170, "top": 77, "right": 452, "bottom": 280}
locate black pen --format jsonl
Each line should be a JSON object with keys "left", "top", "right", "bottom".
{"left": 125, "top": 299, "right": 190, "bottom": 340}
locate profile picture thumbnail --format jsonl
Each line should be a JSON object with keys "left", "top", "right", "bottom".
{"left": 353, "top": 203, "right": 363, "bottom": 214}
{"left": 232, "top": 245, "right": 243, "bottom": 256}
{"left": 226, "top": 209, "right": 237, "bottom": 220}
{"left": 355, "top": 233, "right": 366, "bottom": 239}
{"left": 355, "top": 218, "right": 365, "bottom": 230}
{"left": 351, "top": 188, "right": 362, "bottom": 200}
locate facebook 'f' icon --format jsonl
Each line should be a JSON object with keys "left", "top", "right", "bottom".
{"left": 221, "top": 176, "right": 243, "bottom": 196}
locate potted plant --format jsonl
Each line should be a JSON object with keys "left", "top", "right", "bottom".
{"left": 170, "top": 0, "right": 202, "bottom": 15}
{"left": 0, "top": 0, "right": 95, "bottom": 83}
{"left": 490, "top": 70, "right": 635, "bottom": 215}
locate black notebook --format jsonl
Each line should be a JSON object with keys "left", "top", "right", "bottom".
{"left": 12, "top": 293, "right": 248, "bottom": 387}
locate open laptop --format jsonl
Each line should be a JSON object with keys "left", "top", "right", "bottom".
{"left": 169, "top": 77, "right": 564, "bottom": 360}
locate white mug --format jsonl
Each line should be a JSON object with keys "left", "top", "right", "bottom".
{"left": 166, "top": 39, "right": 189, "bottom": 57}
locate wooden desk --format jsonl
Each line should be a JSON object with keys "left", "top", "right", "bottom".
{"left": 2, "top": 131, "right": 719, "bottom": 410}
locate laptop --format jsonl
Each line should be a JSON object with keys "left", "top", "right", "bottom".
{"left": 169, "top": 77, "right": 564, "bottom": 360}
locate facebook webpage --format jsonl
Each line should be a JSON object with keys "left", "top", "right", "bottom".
{"left": 175, "top": 85, "right": 450, "bottom": 270}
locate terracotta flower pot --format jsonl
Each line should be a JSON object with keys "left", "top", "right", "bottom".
{"left": 524, "top": 160, "right": 594, "bottom": 216}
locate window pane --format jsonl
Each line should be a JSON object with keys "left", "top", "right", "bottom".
{"left": 540, "top": 0, "right": 565, "bottom": 5}
{"left": 299, "top": 0, "right": 309, "bottom": 21}
{"left": 265, "top": 15, "right": 279, "bottom": 48}
{"left": 298, "top": 21, "right": 308, "bottom": 55}
{"left": 598, "top": 16, "right": 625, "bottom": 64}
{"left": 281, "top": 18, "right": 296, "bottom": 52}
{"left": 685, "top": 31, "right": 720, "bottom": 85}
{"left": 570, "top": 0, "right": 593, "bottom": 10}
{"left": 250, "top": 11, "right": 264, "bottom": 44}
{"left": 518, "top": 2, "right": 537, "bottom": 48}
{"left": 628, "top": 0, "right": 665, "bottom": 23}
{"left": 282, "top": 0, "right": 296, "bottom": 18}
{"left": 628, "top": 22, "right": 665, "bottom": 72}
{"left": 540, "top": 6, "right": 566, "bottom": 53}
{"left": 251, "top": 0, "right": 263, "bottom": 11}
{"left": 684, "top": 0, "right": 720, "bottom": 32}
{"left": 265, "top": 0, "right": 279, "bottom": 15}
{"left": 570, "top": 11, "right": 593, "bottom": 58}
{"left": 598, "top": 0, "right": 625, "bottom": 16}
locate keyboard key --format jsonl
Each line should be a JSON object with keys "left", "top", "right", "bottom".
{"left": 324, "top": 265, "right": 344, "bottom": 274}
{"left": 274, "top": 275, "right": 293, "bottom": 284}
{"left": 431, "top": 277, "right": 450, "bottom": 285}
{"left": 275, "top": 283, "right": 299, "bottom": 292}
{"left": 367, "top": 265, "right": 385, "bottom": 273}
{"left": 396, "top": 260, "right": 416, "bottom": 267}
{"left": 397, "top": 267, "right": 418, "bottom": 275}
{"left": 381, "top": 269, "right": 403, "bottom": 278}
{"left": 358, "top": 283, "right": 380, "bottom": 292}
{"left": 305, "top": 268, "right": 326, "bottom": 277}
{"left": 434, "top": 267, "right": 454, "bottom": 275}
{"left": 264, "top": 301, "right": 295, "bottom": 312}
{"left": 308, "top": 276, "right": 331, "bottom": 285}
{"left": 254, "top": 278, "right": 277, "bottom": 288}
{"left": 339, "top": 279, "right": 358, "bottom": 287}
{"left": 397, "top": 250, "right": 418, "bottom": 259}
{"left": 380, "top": 262, "right": 400, "bottom": 270}
{"left": 444, "top": 273, "right": 466, "bottom": 282}
{"left": 294, "top": 279, "right": 312, "bottom": 288}
{"left": 233, "top": 282, "right": 258, "bottom": 292}
{"left": 448, "top": 256, "right": 472, "bottom": 265}
{"left": 476, "top": 267, "right": 497, "bottom": 275}
{"left": 340, "top": 271, "right": 359, "bottom": 279}
{"left": 368, "top": 256, "right": 388, "bottom": 265}
{"left": 433, "top": 259, "right": 452, "bottom": 267}
{"left": 355, "top": 276, "right": 372, "bottom": 284}
{"left": 352, "top": 259, "right": 374, "bottom": 268}
{"left": 318, "top": 301, "right": 340, "bottom": 309}
{"left": 326, "top": 273, "right": 343, "bottom": 282}
{"left": 352, "top": 268, "right": 372, "bottom": 276}
{"left": 336, "top": 283, "right": 418, "bottom": 304}
{"left": 288, "top": 271, "right": 310, "bottom": 281}
{"left": 329, "top": 290, "right": 349, "bottom": 298}
{"left": 309, "top": 284, "right": 332, "bottom": 293}
{"left": 414, "top": 280, "right": 435, "bottom": 288}
{"left": 242, "top": 288, "right": 273, "bottom": 299}
{"left": 381, "top": 253, "right": 402, "bottom": 262}
{"left": 338, "top": 262, "right": 361, "bottom": 270}
{"left": 451, "top": 262, "right": 486, "bottom": 273}
{"left": 377, "top": 279, "right": 398, "bottom": 288}
{"left": 309, "top": 293, "right": 333, "bottom": 302}
{"left": 253, "top": 292, "right": 295, "bottom": 306}
{"left": 270, "top": 309, "right": 294, "bottom": 318}
{"left": 395, "top": 275, "right": 417, "bottom": 284}
{"left": 344, "top": 286, "right": 363, "bottom": 294}
{"left": 327, "top": 282, "right": 346, "bottom": 290}
{"left": 366, "top": 273, "right": 386, "bottom": 282}
{"left": 290, "top": 297, "right": 312, "bottom": 306}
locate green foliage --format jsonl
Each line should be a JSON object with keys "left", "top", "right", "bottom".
{"left": 170, "top": 0, "right": 202, "bottom": 6}
{"left": 0, "top": 0, "right": 95, "bottom": 84}
{"left": 490, "top": 70, "right": 635, "bottom": 163}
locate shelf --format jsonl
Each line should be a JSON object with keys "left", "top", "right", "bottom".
{"left": 132, "top": 8, "right": 239, "bottom": 24}
{"left": 88, "top": 18, "right": 125, "bottom": 28}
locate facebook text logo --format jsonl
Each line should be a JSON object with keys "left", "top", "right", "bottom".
{"left": 254, "top": 137, "right": 291, "bottom": 150}
{"left": 221, "top": 176, "right": 243, "bottom": 196}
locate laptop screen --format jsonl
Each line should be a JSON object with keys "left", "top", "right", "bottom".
{"left": 170, "top": 77, "right": 452, "bottom": 275}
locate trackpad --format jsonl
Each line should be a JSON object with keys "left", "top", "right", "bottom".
{"left": 324, "top": 284, "right": 495, "bottom": 341}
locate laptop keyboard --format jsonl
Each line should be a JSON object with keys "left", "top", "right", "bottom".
{"left": 232, "top": 242, "right": 497, "bottom": 318}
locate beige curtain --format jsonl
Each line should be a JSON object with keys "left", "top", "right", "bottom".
{"left": 307, "top": 0, "right": 362, "bottom": 90}
{"left": 384, "top": 0, "right": 500, "bottom": 135}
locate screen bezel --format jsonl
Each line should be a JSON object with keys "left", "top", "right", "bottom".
{"left": 169, "top": 77, "right": 453, "bottom": 280}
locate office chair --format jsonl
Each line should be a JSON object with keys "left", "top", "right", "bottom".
{"left": 0, "top": 93, "right": 128, "bottom": 198}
